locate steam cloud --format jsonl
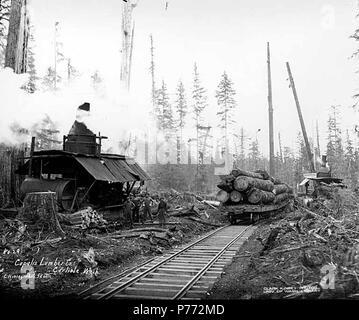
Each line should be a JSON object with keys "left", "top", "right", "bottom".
{"left": 0, "top": 67, "right": 152, "bottom": 154}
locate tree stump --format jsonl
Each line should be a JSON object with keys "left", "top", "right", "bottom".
{"left": 20, "top": 191, "right": 65, "bottom": 237}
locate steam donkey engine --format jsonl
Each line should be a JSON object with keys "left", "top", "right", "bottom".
{"left": 17, "top": 103, "right": 150, "bottom": 212}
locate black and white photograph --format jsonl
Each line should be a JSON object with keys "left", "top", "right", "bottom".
{"left": 0, "top": 0, "right": 358, "bottom": 315}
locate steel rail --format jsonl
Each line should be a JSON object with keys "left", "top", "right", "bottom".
{"left": 173, "top": 225, "right": 252, "bottom": 299}
{"left": 97, "top": 225, "right": 229, "bottom": 299}
{"left": 78, "top": 256, "right": 156, "bottom": 298}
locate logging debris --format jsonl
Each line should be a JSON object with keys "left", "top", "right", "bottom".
{"left": 248, "top": 189, "right": 359, "bottom": 298}
{"left": 209, "top": 188, "right": 359, "bottom": 299}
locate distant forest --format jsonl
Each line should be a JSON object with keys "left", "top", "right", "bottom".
{"left": 1, "top": 1, "right": 359, "bottom": 203}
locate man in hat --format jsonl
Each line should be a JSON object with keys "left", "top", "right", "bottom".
{"left": 142, "top": 194, "right": 153, "bottom": 224}
{"left": 157, "top": 197, "right": 168, "bottom": 228}
{"left": 123, "top": 196, "right": 134, "bottom": 228}
{"left": 132, "top": 195, "right": 141, "bottom": 223}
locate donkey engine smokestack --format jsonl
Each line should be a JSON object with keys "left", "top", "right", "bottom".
{"left": 63, "top": 102, "right": 106, "bottom": 155}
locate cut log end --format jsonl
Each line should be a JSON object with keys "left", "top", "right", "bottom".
{"left": 216, "top": 190, "right": 229, "bottom": 203}
{"left": 230, "top": 190, "right": 243, "bottom": 203}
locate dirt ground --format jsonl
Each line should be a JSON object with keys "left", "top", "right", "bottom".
{"left": 207, "top": 212, "right": 291, "bottom": 299}
{"left": 0, "top": 209, "right": 224, "bottom": 299}
{"left": 208, "top": 191, "right": 359, "bottom": 300}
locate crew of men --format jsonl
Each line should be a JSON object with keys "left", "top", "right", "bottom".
{"left": 123, "top": 192, "right": 168, "bottom": 228}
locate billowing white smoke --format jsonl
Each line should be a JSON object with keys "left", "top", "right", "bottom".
{"left": 0, "top": 67, "right": 152, "bottom": 154}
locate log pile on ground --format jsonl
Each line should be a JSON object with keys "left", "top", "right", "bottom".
{"left": 216, "top": 168, "right": 293, "bottom": 206}
{"left": 62, "top": 207, "right": 107, "bottom": 229}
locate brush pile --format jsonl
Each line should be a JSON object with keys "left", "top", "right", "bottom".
{"left": 216, "top": 168, "right": 293, "bottom": 206}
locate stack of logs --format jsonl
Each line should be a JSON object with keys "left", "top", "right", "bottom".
{"left": 216, "top": 168, "right": 293, "bottom": 206}
{"left": 64, "top": 207, "right": 107, "bottom": 229}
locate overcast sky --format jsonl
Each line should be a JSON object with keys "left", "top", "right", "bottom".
{"left": 28, "top": 0, "right": 359, "bottom": 156}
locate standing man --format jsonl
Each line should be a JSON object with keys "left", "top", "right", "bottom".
{"left": 142, "top": 194, "right": 153, "bottom": 224}
{"left": 123, "top": 196, "right": 134, "bottom": 229}
{"left": 132, "top": 195, "right": 140, "bottom": 223}
{"left": 157, "top": 197, "right": 167, "bottom": 228}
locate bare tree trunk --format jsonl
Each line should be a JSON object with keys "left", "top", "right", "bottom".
{"left": 5, "top": 0, "right": 29, "bottom": 73}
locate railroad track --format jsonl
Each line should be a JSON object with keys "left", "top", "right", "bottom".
{"left": 81, "top": 224, "right": 255, "bottom": 300}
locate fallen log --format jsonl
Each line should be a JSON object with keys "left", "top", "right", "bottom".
{"left": 230, "top": 190, "right": 243, "bottom": 203}
{"left": 273, "top": 192, "right": 289, "bottom": 204}
{"left": 133, "top": 222, "right": 180, "bottom": 227}
{"left": 273, "top": 184, "right": 288, "bottom": 195}
{"left": 130, "top": 227, "right": 168, "bottom": 233}
{"left": 260, "top": 227, "right": 280, "bottom": 254}
{"left": 247, "top": 188, "right": 275, "bottom": 204}
{"left": 110, "top": 234, "right": 140, "bottom": 239}
{"left": 169, "top": 205, "right": 201, "bottom": 218}
{"left": 85, "top": 234, "right": 114, "bottom": 244}
{"left": 202, "top": 200, "right": 220, "bottom": 207}
{"left": 184, "top": 192, "right": 205, "bottom": 202}
{"left": 201, "top": 200, "right": 220, "bottom": 210}
{"left": 153, "top": 235, "right": 171, "bottom": 244}
{"left": 234, "top": 176, "right": 274, "bottom": 192}
{"left": 271, "top": 244, "right": 311, "bottom": 254}
{"left": 184, "top": 216, "right": 224, "bottom": 227}
{"left": 30, "top": 237, "right": 62, "bottom": 247}
{"left": 216, "top": 190, "right": 230, "bottom": 203}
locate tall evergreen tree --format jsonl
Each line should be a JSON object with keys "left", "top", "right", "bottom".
{"left": 191, "top": 63, "right": 209, "bottom": 190}
{"left": 326, "top": 105, "right": 345, "bottom": 177}
{"left": 215, "top": 71, "right": 237, "bottom": 150}
{"left": 42, "top": 66, "right": 61, "bottom": 91}
{"left": 247, "top": 138, "right": 260, "bottom": 171}
{"left": 351, "top": 5, "right": 359, "bottom": 108}
{"left": 281, "top": 146, "right": 296, "bottom": 187}
{"left": 174, "top": 80, "right": 187, "bottom": 163}
{"left": 192, "top": 63, "right": 208, "bottom": 161}
{"left": 25, "top": 25, "right": 38, "bottom": 93}
{"left": 53, "top": 21, "right": 65, "bottom": 89}
{"left": 239, "top": 127, "right": 246, "bottom": 168}
{"left": 91, "top": 70, "right": 103, "bottom": 92}
{"left": 0, "top": 0, "right": 10, "bottom": 66}
{"left": 67, "top": 58, "right": 78, "bottom": 81}
{"left": 175, "top": 80, "right": 187, "bottom": 141}
{"left": 156, "top": 80, "right": 174, "bottom": 133}
{"left": 232, "top": 127, "right": 246, "bottom": 169}
{"left": 293, "top": 133, "right": 309, "bottom": 186}
{"left": 33, "top": 115, "right": 61, "bottom": 150}
{"left": 344, "top": 130, "right": 358, "bottom": 188}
